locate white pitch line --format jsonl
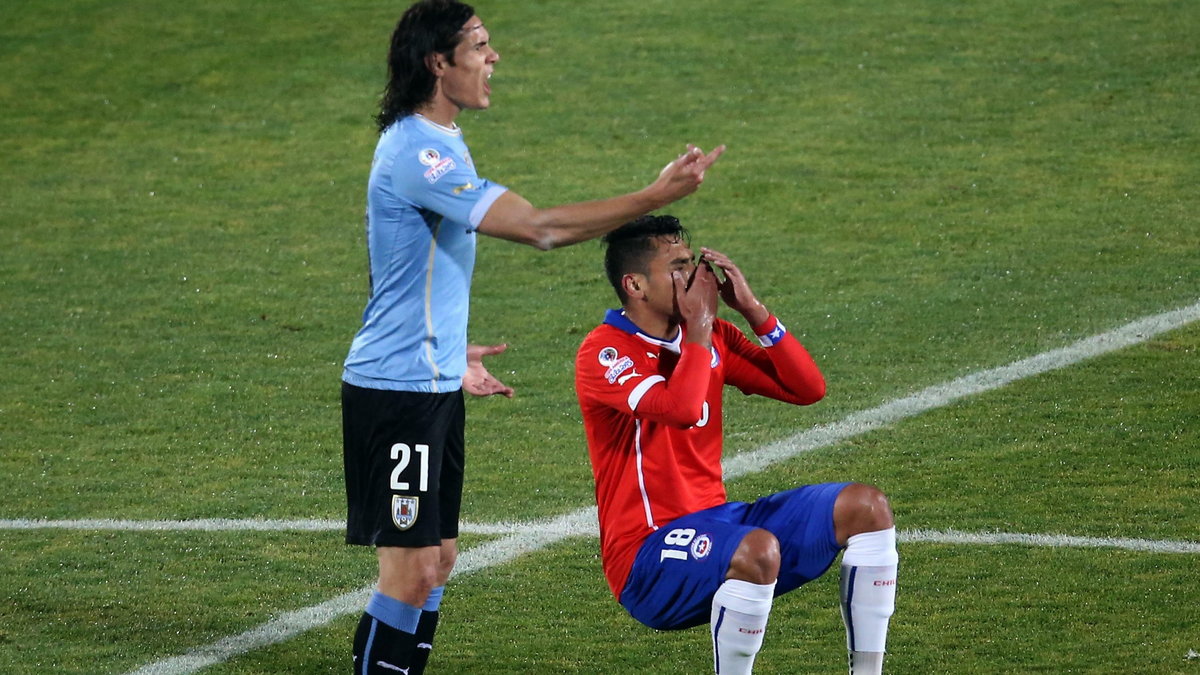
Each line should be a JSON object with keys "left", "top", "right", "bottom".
{"left": 723, "top": 298, "right": 1200, "bottom": 479}
{"left": 901, "top": 529, "right": 1200, "bottom": 555}
{"left": 14, "top": 301, "right": 1200, "bottom": 539}
{"left": 62, "top": 297, "right": 1198, "bottom": 674}
{"left": 0, "top": 518, "right": 345, "bottom": 532}
{"left": 0, "top": 518, "right": 529, "bottom": 535}
{"left": 126, "top": 510, "right": 598, "bottom": 675}
{"left": 126, "top": 521, "right": 1200, "bottom": 675}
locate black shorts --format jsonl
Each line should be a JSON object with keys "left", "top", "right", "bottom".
{"left": 342, "top": 382, "right": 465, "bottom": 548}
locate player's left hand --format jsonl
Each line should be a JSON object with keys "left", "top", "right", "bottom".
{"left": 464, "top": 343, "right": 515, "bottom": 398}
{"left": 700, "top": 247, "right": 769, "bottom": 326}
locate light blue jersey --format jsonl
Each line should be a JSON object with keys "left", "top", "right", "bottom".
{"left": 343, "top": 114, "right": 508, "bottom": 392}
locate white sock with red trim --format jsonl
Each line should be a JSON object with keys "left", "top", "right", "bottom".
{"left": 839, "top": 528, "right": 898, "bottom": 674}
{"left": 710, "top": 579, "right": 775, "bottom": 675}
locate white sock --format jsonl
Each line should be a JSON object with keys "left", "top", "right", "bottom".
{"left": 711, "top": 579, "right": 775, "bottom": 675}
{"left": 849, "top": 650, "right": 885, "bottom": 674}
{"left": 839, "top": 528, "right": 898, "bottom": 674}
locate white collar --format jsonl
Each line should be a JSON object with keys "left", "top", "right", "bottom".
{"left": 413, "top": 113, "right": 461, "bottom": 135}
{"left": 633, "top": 324, "right": 684, "bottom": 354}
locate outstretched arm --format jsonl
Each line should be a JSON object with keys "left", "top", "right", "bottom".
{"left": 463, "top": 343, "right": 515, "bottom": 398}
{"left": 475, "top": 144, "right": 725, "bottom": 250}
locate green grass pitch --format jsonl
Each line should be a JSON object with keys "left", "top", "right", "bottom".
{"left": 1, "top": 0, "right": 1198, "bottom": 672}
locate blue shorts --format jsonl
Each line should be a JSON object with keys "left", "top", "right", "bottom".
{"left": 619, "top": 482, "right": 849, "bottom": 630}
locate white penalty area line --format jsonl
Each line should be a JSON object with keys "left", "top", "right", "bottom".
{"left": 31, "top": 297, "right": 1198, "bottom": 675}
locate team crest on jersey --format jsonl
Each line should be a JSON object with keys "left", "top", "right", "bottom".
{"left": 690, "top": 534, "right": 713, "bottom": 559}
{"left": 709, "top": 346, "right": 720, "bottom": 368}
{"left": 597, "top": 346, "right": 619, "bottom": 367}
{"left": 392, "top": 495, "right": 419, "bottom": 531}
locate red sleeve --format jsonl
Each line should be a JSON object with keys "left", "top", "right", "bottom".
{"left": 720, "top": 317, "right": 825, "bottom": 404}
{"left": 628, "top": 342, "right": 712, "bottom": 427}
{"left": 576, "top": 333, "right": 712, "bottom": 429}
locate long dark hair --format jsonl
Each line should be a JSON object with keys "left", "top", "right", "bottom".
{"left": 376, "top": 0, "right": 476, "bottom": 132}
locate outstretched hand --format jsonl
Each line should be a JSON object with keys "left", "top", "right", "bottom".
{"left": 463, "top": 343, "right": 515, "bottom": 398}
{"left": 652, "top": 144, "right": 727, "bottom": 205}
{"left": 701, "top": 247, "right": 769, "bottom": 327}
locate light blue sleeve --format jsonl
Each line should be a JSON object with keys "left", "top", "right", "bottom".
{"left": 390, "top": 141, "right": 508, "bottom": 231}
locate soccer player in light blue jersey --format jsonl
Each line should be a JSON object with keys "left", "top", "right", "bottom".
{"left": 341, "top": 1, "right": 724, "bottom": 672}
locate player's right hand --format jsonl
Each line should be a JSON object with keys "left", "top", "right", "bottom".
{"left": 652, "top": 144, "right": 726, "bottom": 204}
{"left": 673, "top": 262, "right": 717, "bottom": 345}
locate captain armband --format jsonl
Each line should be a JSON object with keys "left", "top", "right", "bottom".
{"left": 755, "top": 316, "right": 788, "bottom": 347}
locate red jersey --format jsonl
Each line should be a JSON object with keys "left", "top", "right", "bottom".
{"left": 575, "top": 309, "right": 825, "bottom": 598}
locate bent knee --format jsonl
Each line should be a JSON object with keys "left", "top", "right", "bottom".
{"left": 726, "top": 528, "right": 781, "bottom": 584}
{"left": 834, "top": 483, "right": 894, "bottom": 542}
{"left": 843, "top": 483, "right": 894, "bottom": 523}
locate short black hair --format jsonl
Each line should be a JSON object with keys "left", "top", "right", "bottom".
{"left": 376, "top": 0, "right": 476, "bottom": 132}
{"left": 602, "top": 214, "right": 690, "bottom": 303}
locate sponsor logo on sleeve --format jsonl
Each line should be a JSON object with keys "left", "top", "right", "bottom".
{"left": 418, "top": 148, "right": 456, "bottom": 183}
{"left": 424, "top": 157, "right": 456, "bottom": 184}
{"left": 605, "top": 356, "right": 635, "bottom": 384}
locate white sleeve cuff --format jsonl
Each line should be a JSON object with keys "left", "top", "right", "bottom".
{"left": 627, "top": 375, "right": 665, "bottom": 411}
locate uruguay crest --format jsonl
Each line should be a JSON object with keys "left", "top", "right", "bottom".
{"left": 392, "top": 495, "right": 419, "bottom": 531}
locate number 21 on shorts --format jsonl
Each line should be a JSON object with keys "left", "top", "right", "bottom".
{"left": 390, "top": 442, "right": 429, "bottom": 492}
